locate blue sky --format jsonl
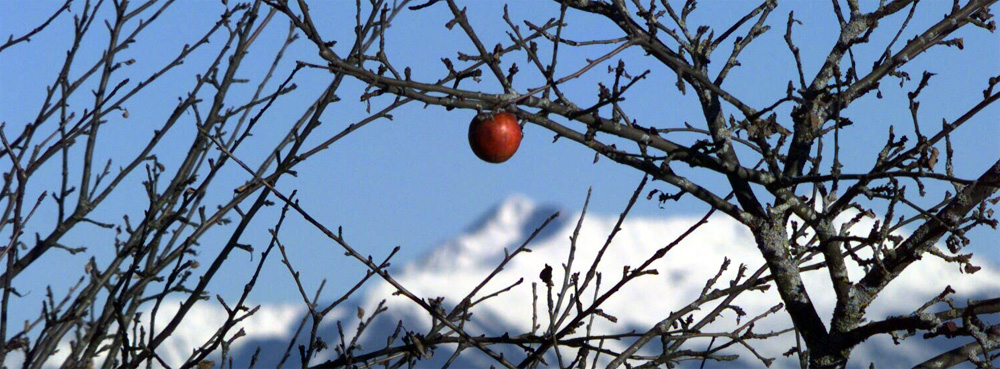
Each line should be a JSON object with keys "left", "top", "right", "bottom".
{"left": 1, "top": 0, "right": 998, "bottom": 328}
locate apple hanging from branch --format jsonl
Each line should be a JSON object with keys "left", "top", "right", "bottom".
{"left": 468, "top": 112, "right": 522, "bottom": 163}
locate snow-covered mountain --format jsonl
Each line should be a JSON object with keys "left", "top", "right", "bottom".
{"left": 17, "top": 195, "right": 1000, "bottom": 368}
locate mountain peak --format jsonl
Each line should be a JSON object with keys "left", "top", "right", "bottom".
{"left": 493, "top": 193, "right": 536, "bottom": 226}
{"left": 476, "top": 194, "right": 565, "bottom": 242}
{"left": 414, "top": 194, "right": 562, "bottom": 273}
{"left": 462, "top": 194, "right": 555, "bottom": 234}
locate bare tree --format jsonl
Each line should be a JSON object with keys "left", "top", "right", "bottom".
{"left": 2, "top": 1, "right": 998, "bottom": 369}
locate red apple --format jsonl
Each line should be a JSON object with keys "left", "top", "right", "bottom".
{"left": 468, "top": 112, "right": 522, "bottom": 163}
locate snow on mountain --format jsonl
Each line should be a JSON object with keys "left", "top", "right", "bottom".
{"left": 298, "top": 195, "right": 1000, "bottom": 368}
{"left": 15, "top": 195, "right": 1000, "bottom": 368}
{"left": 18, "top": 301, "right": 307, "bottom": 369}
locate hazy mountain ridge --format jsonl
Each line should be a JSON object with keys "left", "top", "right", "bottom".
{"left": 15, "top": 195, "right": 1000, "bottom": 368}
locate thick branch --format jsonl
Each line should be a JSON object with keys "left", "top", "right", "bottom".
{"left": 852, "top": 159, "right": 1000, "bottom": 318}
